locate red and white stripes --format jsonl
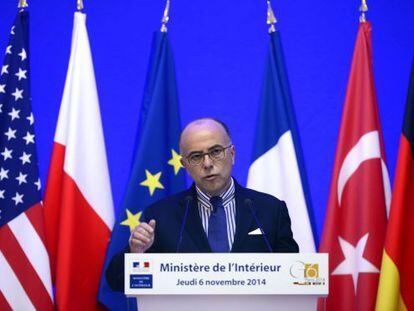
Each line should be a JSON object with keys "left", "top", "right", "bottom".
{"left": 0, "top": 204, "right": 53, "bottom": 310}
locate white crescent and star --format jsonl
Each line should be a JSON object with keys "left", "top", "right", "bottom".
{"left": 331, "top": 233, "right": 380, "bottom": 294}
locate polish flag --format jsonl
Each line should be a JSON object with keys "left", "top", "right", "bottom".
{"left": 318, "top": 22, "right": 391, "bottom": 310}
{"left": 43, "top": 12, "right": 114, "bottom": 310}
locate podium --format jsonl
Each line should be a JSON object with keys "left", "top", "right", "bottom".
{"left": 124, "top": 253, "right": 328, "bottom": 311}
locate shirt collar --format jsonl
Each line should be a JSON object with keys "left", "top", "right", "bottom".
{"left": 196, "top": 178, "right": 235, "bottom": 210}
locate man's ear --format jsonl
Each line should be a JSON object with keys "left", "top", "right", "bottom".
{"left": 180, "top": 158, "right": 187, "bottom": 169}
{"left": 230, "top": 145, "right": 235, "bottom": 165}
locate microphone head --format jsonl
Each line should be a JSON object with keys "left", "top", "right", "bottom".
{"left": 184, "top": 195, "right": 193, "bottom": 203}
{"left": 244, "top": 198, "right": 257, "bottom": 213}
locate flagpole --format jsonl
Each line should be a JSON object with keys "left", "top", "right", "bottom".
{"left": 18, "top": 0, "right": 28, "bottom": 8}
{"left": 161, "top": 0, "right": 170, "bottom": 32}
{"left": 359, "top": 0, "right": 368, "bottom": 22}
{"left": 77, "top": 0, "right": 84, "bottom": 11}
{"left": 266, "top": 0, "right": 277, "bottom": 33}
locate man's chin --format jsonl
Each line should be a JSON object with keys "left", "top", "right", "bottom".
{"left": 199, "top": 183, "right": 224, "bottom": 197}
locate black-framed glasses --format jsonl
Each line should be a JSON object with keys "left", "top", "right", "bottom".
{"left": 185, "top": 144, "right": 233, "bottom": 166}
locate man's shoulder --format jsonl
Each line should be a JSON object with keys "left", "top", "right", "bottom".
{"left": 236, "top": 184, "right": 286, "bottom": 207}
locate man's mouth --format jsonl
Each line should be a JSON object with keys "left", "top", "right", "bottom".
{"left": 203, "top": 174, "right": 218, "bottom": 181}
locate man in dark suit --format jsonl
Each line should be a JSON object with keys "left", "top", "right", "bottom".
{"left": 106, "top": 118, "right": 298, "bottom": 291}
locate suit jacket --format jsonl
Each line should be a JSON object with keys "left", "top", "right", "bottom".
{"left": 106, "top": 181, "right": 299, "bottom": 291}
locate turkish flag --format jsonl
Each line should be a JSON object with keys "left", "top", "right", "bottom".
{"left": 318, "top": 22, "right": 390, "bottom": 310}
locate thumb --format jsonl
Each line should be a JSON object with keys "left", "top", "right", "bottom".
{"left": 149, "top": 219, "right": 156, "bottom": 229}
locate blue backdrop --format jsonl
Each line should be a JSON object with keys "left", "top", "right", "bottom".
{"left": 0, "top": 0, "right": 413, "bottom": 240}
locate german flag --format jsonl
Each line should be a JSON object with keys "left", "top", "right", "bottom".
{"left": 376, "top": 60, "right": 414, "bottom": 310}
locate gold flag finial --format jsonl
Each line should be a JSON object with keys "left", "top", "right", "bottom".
{"left": 18, "top": 0, "right": 28, "bottom": 9}
{"left": 77, "top": 0, "right": 84, "bottom": 11}
{"left": 161, "top": 0, "right": 170, "bottom": 33}
{"left": 359, "top": 0, "right": 368, "bottom": 22}
{"left": 267, "top": 1, "right": 277, "bottom": 33}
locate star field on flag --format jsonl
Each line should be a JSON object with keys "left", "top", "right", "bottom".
{"left": 0, "top": 10, "right": 53, "bottom": 310}
{"left": 0, "top": 26, "right": 40, "bottom": 226}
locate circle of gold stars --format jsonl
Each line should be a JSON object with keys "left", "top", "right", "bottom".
{"left": 120, "top": 149, "right": 184, "bottom": 230}
{"left": 139, "top": 149, "right": 183, "bottom": 196}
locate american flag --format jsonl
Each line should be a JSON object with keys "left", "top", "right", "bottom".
{"left": 0, "top": 10, "right": 53, "bottom": 310}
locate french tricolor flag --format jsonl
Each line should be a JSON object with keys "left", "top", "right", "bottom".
{"left": 247, "top": 30, "right": 317, "bottom": 252}
{"left": 43, "top": 12, "right": 114, "bottom": 310}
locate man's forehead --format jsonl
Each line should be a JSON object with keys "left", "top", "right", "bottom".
{"left": 183, "top": 127, "right": 226, "bottom": 144}
{"left": 180, "top": 121, "right": 229, "bottom": 151}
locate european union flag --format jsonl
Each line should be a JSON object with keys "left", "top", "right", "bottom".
{"left": 98, "top": 31, "right": 186, "bottom": 310}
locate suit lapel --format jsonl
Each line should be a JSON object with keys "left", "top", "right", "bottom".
{"left": 177, "top": 186, "right": 211, "bottom": 252}
{"left": 231, "top": 183, "right": 254, "bottom": 252}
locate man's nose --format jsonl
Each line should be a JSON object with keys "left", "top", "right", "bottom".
{"left": 201, "top": 154, "right": 213, "bottom": 167}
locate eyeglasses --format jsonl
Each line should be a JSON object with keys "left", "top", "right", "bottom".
{"left": 185, "top": 144, "right": 233, "bottom": 166}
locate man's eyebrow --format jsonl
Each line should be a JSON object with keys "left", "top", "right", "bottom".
{"left": 187, "top": 150, "right": 202, "bottom": 156}
{"left": 207, "top": 144, "right": 223, "bottom": 150}
{"left": 186, "top": 144, "right": 224, "bottom": 156}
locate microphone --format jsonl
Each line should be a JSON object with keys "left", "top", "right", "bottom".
{"left": 176, "top": 196, "right": 193, "bottom": 253}
{"left": 244, "top": 198, "right": 273, "bottom": 253}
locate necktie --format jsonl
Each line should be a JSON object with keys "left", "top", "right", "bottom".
{"left": 208, "top": 196, "right": 229, "bottom": 252}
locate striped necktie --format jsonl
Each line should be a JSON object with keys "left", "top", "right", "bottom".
{"left": 208, "top": 196, "right": 229, "bottom": 252}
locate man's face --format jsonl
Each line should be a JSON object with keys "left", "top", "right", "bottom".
{"left": 180, "top": 120, "right": 235, "bottom": 196}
